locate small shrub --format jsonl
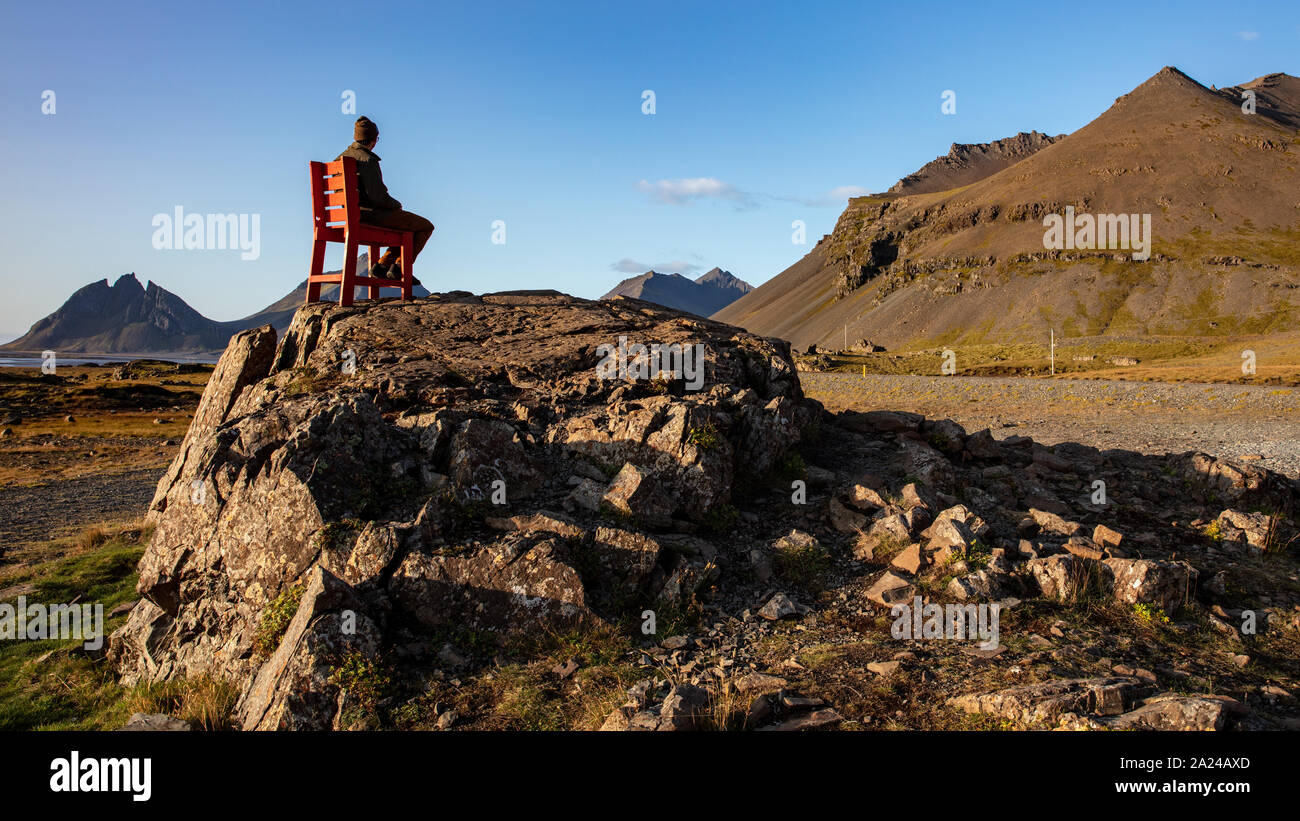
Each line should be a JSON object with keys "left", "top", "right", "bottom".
{"left": 686, "top": 423, "right": 722, "bottom": 451}
{"left": 965, "top": 539, "right": 991, "bottom": 569}
{"left": 329, "top": 647, "right": 393, "bottom": 718}
{"left": 1132, "top": 602, "right": 1172, "bottom": 626}
{"left": 772, "top": 451, "right": 807, "bottom": 482}
{"left": 253, "top": 585, "right": 304, "bottom": 658}
{"left": 644, "top": 376, "right": 671, "bottom": 395}
{"left": 772, "top": 536, "right": 831, "bottom": 590}
{"left": 699, "top": 503, "right": 739, "bottom": 534}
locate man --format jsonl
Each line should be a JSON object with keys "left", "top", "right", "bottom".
{"left": 336, "top": 116, "right": 434, "bottom": 285}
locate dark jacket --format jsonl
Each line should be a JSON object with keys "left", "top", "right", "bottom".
{"left": 335, "top": 141, "right": 402, "bottom": 212}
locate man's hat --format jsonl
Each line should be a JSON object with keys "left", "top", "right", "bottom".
{"left": 354, "top": 116, "right": 379, "bottom": 143}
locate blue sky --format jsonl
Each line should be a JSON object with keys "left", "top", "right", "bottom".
{"left": 2, "top": 0, "right": 1297, "bottom": 337}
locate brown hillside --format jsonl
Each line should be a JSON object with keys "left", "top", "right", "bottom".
{"left": 714, "top": 67, "right": 1300, "bottom": 353}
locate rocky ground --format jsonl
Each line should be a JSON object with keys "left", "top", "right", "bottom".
{"left": 21, "top": 292, "right": 1299, "bottom": 731}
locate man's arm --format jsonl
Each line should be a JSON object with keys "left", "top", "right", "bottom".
{"left": 360, "top": 159, "right": 402, "bottom": 211}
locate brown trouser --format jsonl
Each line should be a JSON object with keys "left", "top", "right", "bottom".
{"left": 362, "top": 208, "right": 435, "bottom": 263}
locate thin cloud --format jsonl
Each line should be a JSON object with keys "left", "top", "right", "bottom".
{"left": 654, "top": 260, "right": 701, "bottom": 274}
{"left": 637, "top": 178, "right": 869, "bottom": 209}
{"left": 1237, "top": 31, "right": 1260, "bottom": 40}
{"left": 635, "top": 177, "right": 759, "bottom": 210}
{"left": 782, "top": 185, "right": 872, "bottom": 207}
{"left": 611, "top": 257, "right": 649, "bottom": 274}
{"left": 610, "top": 257, "right": 701, "bottom": 275}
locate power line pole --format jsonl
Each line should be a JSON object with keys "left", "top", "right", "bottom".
{"left": 1050, "top": 328, "right": 1055, "bottom": 375}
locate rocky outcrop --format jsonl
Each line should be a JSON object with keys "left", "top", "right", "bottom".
{"left": 888, "top": 131, "right": 1064, "bottom": 196}
{"left": 108, "top": 292, "right": 810, "bottom": 729}
{"left": 948, "top": 678, "right": 1244, "bottom": 730}
{"left": 947, "top": 677, "right": 1146, "bottom": 725}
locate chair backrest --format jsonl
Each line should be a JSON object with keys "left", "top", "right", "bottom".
{"left": 309, "top": 157, "right": 360, "bottom": 232}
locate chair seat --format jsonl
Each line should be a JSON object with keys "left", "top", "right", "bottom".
{"left": 313, "top": 224, "right": 408, "bottom": 246}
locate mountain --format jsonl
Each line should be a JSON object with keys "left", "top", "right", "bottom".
{"left": 602, "top": 267, "right": 753, "bottom": 316}
{"left": 714, "top": 67, "right": 1300, "bottom": 352}
{"left": 2, "top": 255, "right": 429, "bottom": 355}
{"left": 0, "top": 274, "right": 240, "bottom": 354}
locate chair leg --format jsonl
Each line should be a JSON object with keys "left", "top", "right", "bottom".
{"left": 401, "top": 233, "right": 415, "bottom": 301}
{"left": 340, "top": 237, "right": 359, "bottom": 307}
{"left": 307, "top": 238, "right": 326, "bottom": 303}
{"left": 365, "top": 244, "right": 381, "bottom": 300}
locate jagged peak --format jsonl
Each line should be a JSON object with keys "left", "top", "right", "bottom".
{"left": 944, "top": 130, "right": 1059, "bottom": 159}
{"left": 112, "top": 272, "right": 144, "bottom": 291}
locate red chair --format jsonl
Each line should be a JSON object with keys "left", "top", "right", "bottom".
{"left": 306, "top": 157, "right": 415, "bottom": 306}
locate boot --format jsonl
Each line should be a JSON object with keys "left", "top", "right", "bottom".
{"left": 369, "top": 249, "right": 399, "bottom": 278}
{"left": 388, "top": 262, "right": 421, "bottom": 288}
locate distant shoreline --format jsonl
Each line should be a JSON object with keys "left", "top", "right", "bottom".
{"left": 0, "top": 352, "right": 222, "bottom": 368}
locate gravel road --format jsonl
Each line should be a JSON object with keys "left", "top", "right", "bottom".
{"left": 803, "top": 373, "right": 1300, "bottom": 478}
{"left": 0, "top": 467, "right": 162, "bottom": 552}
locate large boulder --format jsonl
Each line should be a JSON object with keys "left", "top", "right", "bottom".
{"left": 1103, "top": 558, "right": 1198, "bottom": 616}
{"left": 1021, "top": 555, "right": 1197, "bottom": 615}
{"left": 109, "top": 293, "right": 810, "bottom": 727}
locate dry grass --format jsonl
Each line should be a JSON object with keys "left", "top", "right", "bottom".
{"left": 703, "top": 680, "right": 749, "bottom": 731}
{"left": 74, "top": 524, "right": 111, "bottom": 552}
{"left": 803, "top": 329, "right": 1300, "bottom": 386}
{"left": 126, "top": 675, "right": 240, "bottom": 731}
